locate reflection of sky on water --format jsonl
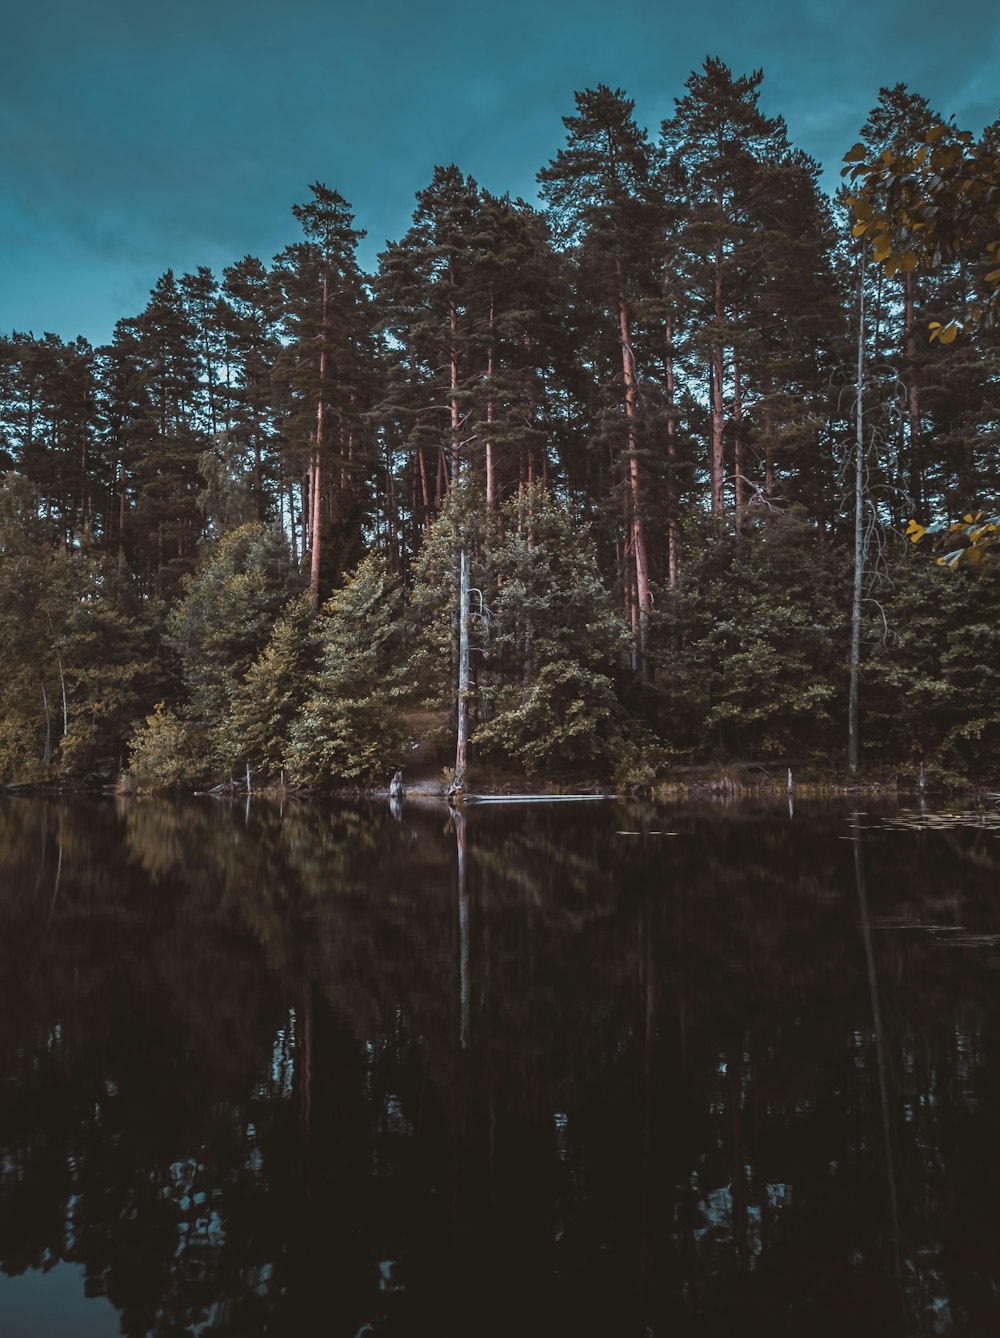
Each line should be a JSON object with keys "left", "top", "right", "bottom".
{"left": 0, "top": 1263, "right": 118, "bottom": 1337}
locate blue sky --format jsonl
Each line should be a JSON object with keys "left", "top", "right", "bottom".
{"left": 2, "top": 0, "right": 997, "bottom": 346}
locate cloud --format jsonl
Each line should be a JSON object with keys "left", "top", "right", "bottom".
{"left": 3, "top": 0, "right": 997, "bottom": 344}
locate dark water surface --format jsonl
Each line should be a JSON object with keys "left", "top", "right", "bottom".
{"left": 2, "top": 794, "right": 1000, "bottom": 1337}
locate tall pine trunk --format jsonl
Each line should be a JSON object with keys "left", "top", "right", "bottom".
{"left": 309, "top": 271, "right": 329, "bottom": 606}
{"left": 903, "top": 271, "right": 923, "bottom": 511}
{"left": 617, "top": 263, "right": 650, "bottom": 672}
{"left": 848, "top": 261, "right": 866, "bottom": 777}
{"left": 665, "top": 310, "right": 680, "bottom": 588}
{"left": 449, "top": 297, "right": 461, "bottom": 482}
{"left": 485, "top": 296, "right": 496, "bottom": 510}
{"left": 710, "top": 229, "right": 726, "bottom": 515}
{"left": 732, "top": 350, "right": 745, "bottom": 514}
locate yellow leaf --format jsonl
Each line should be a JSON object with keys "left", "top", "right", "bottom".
{"left": 852, "top": 222, "right": 869, "bottom": 237}
{"left": 932, "top": 146, "right": 960, "bottom": 170}
{"left": 915, "top": 145, "right": 928, "bottom": 166}
{"left": 985, "top": 268, "right": 1000, "bottom": 282}
{"left": 938, "top": 323, "right": 959, "bottom": 345}
{"left": 906, "top": 520, "right": 927, "bottom": 543}
{"left": 925, "top": 125, "right": 948, "bottom": 143}
{"left": 843, "top": 143, "right": 867, "bottom": 162}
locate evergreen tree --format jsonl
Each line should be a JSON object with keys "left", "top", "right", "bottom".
{"left": 219, "top": 255, "right": 284, "bottom": 523}
{"left": 0, "top": 333, "right": 104, "bottom": 546}
{"left": 108, "top": 271, "right": 207, "bottom": 595}
{"left": 273, "top": 184, "right": 373, "bottom": 603}
{"left": 220, "top": 592, "right": 317, "bottom": 780}
{"left": 286, "top": 553, "right": 406, "bottom": 784}
{"left": 659, "top": 60, "right": 841, "bottom": 525}
{"left": 164, "top": 522, "right": 299, "bottom": 771}
{"left": 652, "top": 508, "right": 848, "bottom": 763}
{"left": 539, "top": 86, "right": 660, "bottom": 669}
{"left": 471, "top": 485, "right": 640, "bottom": 780}
{"left": 0, "top": 475, "right": 154, "bottom": 780}
{"left": 180, "top": 266, "right": 226, "bottom": 437}
{"left": 377, "top": 168, "right": 565, "bottom": 546}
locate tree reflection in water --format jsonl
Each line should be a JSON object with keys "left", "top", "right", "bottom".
{"left": 1, "top": 794, "right": 999, "bottom": 1336}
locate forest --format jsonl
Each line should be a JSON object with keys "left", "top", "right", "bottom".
{"left": 1, "top": 61, "right": 998, "bottom": 791}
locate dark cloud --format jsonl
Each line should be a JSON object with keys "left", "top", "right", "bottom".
{"left": 2, "top": 0, "right": 996, "bottom": 344}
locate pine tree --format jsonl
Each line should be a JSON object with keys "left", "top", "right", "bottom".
{"left": 219, "top": 255, "right": 284, "bottom": 523}
{"left": 0, "top": 333, "right": 104, "bottom": 546}
{"left": 220, "top": 591, "right": 317, "bottom": 780}
{"left": 0, "top": 475, "right": 154, "bottom": 780}
{"left": 539, "top": 86, "right": 660, "bottom": 670}
{"left": 108, "top": 271, "right": 207, "bottom": 594}
{"left": 376, "top": 168, "right": 565, "bottom": 549}
{"left": 165, "top": 522, "right": 299, "bottom": 771}
{"left": 273, "top": 184, "right": 373, "bottom": 604}
{"left": 659, "top": 60, "right": 840, "bottom": 525}
{"left": 471, "top": 484, "right": 636, "bottom": 779}
{"left": 286, "top": 553, "right": 406, "bottom": 784}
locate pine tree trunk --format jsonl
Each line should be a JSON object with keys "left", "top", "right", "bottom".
{"left": 903, "top": 271, "right": 923, "bottom": 511}
{"left": 455, "top": 550, "right": 470, "bottom": 786}
{"left": 665, "top": 311, "right": 679, "bottom": 588}
{"left": 708, "top": 194, "right": 728, "bottom": 512}
{"left": 117, "top": 456, "right": 127, "bottom": 563}
{"left": 450, "top": 298, "right": 461, "bottom": 482}
{"left": 617, "top": 264, "right": 650, "bottom": 672}
{"left": 764, "top": 402, "right": 775, "bottom": 499}
{"left": 40, "top": 678, "right": 52, "bottom": 769}
{"left": 309, "top": 448, "right": 322, "bottom": 605}
{"left": 417, "top": 445, "right": 431, "bottom": 520}
{"left": 849, "top": 262, "right": 866, "bottom": 777}
{"left": 309, "top": 271, "right": 329, "bottom": 606}
{"left": 486, "top": 296, "right": 496, "bottom": 509}
{"left": 287, "top": 481, "right": 299, "bottom": 566}
{"left": 733, "top": 351, "right": 745, "bottom": 514}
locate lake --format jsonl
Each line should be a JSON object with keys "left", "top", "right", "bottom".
{"left": 1, "top": 793, "right": 999, "bottom": 1336}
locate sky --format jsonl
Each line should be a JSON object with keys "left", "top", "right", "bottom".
{"left": 2, "top": 0, "right": 998, "bottom": 347}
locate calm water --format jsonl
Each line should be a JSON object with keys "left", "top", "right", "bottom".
{"left": 1, "top": 794, "right": 1000, "bottom": 1337}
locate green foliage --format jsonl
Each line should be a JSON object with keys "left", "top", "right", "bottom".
{"left": 466, "top": 485, "right": 638, "bottom": 775}
{"left": 486, "top": 484, "right": 628, "bottom": 676}
{"left": 0, "top": 476, "right": 156, "bottom": 781}
{"left": 286, "top": 553, "right": 407, "bottom": 785}
{"left": 127, "top": 702, "right": 200, "bottom": 789}
{"left": 404, "top": 482, "right": 495, "bottom": 708}
{"left": 653, "top": 510, "right": 848, "bottom": 762}
{"left": 220, "top": 593, "right": 317, "bottom": 780}
{"left": 864, "top": 555, "right": 1000, "bottom": 781}
{"left": 165, "top": 522, "right": 299, "bottom": 770}
{"left": 473, "top": 661, "right": 629, "bottom": 778}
